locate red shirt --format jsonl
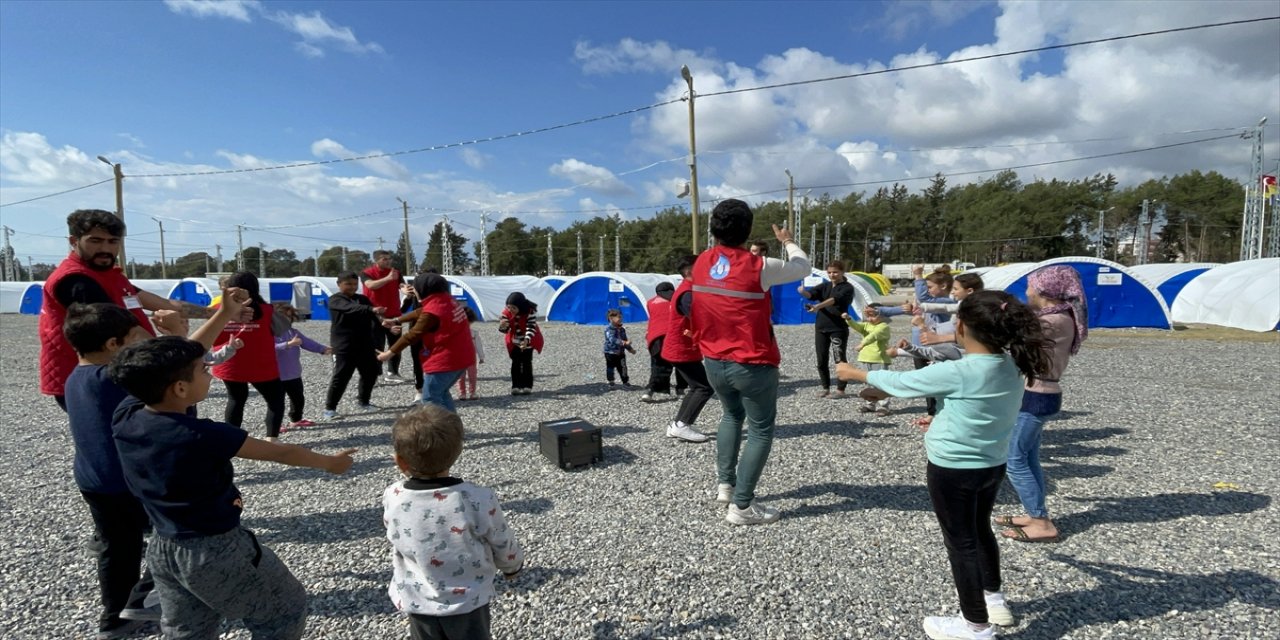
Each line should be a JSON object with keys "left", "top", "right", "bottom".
{"left": 660, "top": 280, "right": 701, "bottom": 364}
{"left": 418, "top": 293, "right": 475, "bottom": 373}
{"left": 212, "top": 303, "right": 280, "bottom": 383}
{"left": 645, "top": 295, "right": 670, "bottom": 346}
{"left": 361, "top": 266, "right": 402, "bottom": 312}
{"left": 691, "top": 246, "right": 780, "bottom": 366}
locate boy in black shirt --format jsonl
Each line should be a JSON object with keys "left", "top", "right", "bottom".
{"left": 108, "top": 332, "right": 356, "bottom": 640}
{"left": 324, "top": 270, "right": 386, "bottom": 419}
{"left": 799, "top": 260, "right": 856, "bottom": 398}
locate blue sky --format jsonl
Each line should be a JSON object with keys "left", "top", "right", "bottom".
{"left": 1, "top": 0, "right": 1277, "bottom": 267}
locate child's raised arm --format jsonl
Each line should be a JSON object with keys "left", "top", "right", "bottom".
{"left": 236, "top": 438, "right": 356, "bottom": 475}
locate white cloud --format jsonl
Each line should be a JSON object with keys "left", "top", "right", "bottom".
{"left": 267, "top": 10, "right": 384, "bottom": 56}
{"left": 310, "top": 138, "right": 410, "bottom": 180}
{"left": 163, "top": 0, "right": 257, "bottom": 23}
{"left": 549, "top": 159, "right": 634, "bottom": 196}
{"left": 573, "top": 38, "right": 713, "bottom": 76}
{"left": 459, "top": 148, "right": 491, "bottom": 170}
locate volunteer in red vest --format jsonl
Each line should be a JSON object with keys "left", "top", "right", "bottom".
{"left": 361, "top": 250, "right": 406, "bottom": 382}
{"left": 661, "top": 255, "right": 712, "bottom": 444}
{"left": 640, "top": 282, "right": 686, "bottom": 402}
{"left": 685, "top": 199, "right": 809, "bottom": 525}
{"left": 39, "top": 209, "right": 218, "bottom": 410}
{"left": 211, "top": 271, "right": 290, "bottom": 441}
{"left": 379, "top": 273, "right": 474, "bottom": 412}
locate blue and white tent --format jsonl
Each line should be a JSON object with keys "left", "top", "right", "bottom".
{"left": 167, "top": 278, "right": 222, "bottom": 307}
{"left": 981, "top": 257, "right": 1171, "bottom": 329}
{"left": 545, "top": 272, "right": 680, "bottom": 325}
{"left": 0, "top": 282, "right": 43, "bottom": 314}
{"left": 1128, "top": 263, "right": 1219, "bottom": 307}
{"left": 444, "top": 276, "right": 556, "bottom": 322}
{"left": 774, "top": 269, "right": 883, "bottom": 325}
{"left": 541, "top": 275, "right": 567, "bottom": 291}
{"left": 1171, "top": 258, "right": 1280, "bottom": 332}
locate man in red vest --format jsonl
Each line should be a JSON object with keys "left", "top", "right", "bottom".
{"left": 361, "top": 250, "right": 406, "bottom": 382}
{"left": 39, "top": 209, "right": 219, "bottom": 410}
{"left": 684, "top": 199, "right": 809, "bottom": 525}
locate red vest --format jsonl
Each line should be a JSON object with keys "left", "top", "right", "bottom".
{"left": 361, "top": 266, "right": 402, "bottom": 311}
{"left": 660, "top": 280, "right": 702, "bottom": 364}
{"left": 419, "top": 293, "right": 475, "bottom": 373}
{"left": 501, "top": 309, "right": 544, "bottom": 353}
{"left": 212, "top": 303, "right": 280, "bottom": 383}
{"left": 691, "top": 246, "right": 780, "bottom": 366}
{"left": 39, "top": 254, "right": 155, "bottom": 396}
{"left": 645, "top": 296, "right": 670, "bottom": 346}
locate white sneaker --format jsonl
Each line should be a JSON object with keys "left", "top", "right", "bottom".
{"left": 666, "top": 421, "right": 709, "bottom": 443}
{"left": 725, "top": 501, "right": 780, "bottom": 525}
{"left": 984, "top": 592, "right": 1015, "bottom": 626}
{"left": 923, "top": 616, "right": 995, "bottom": 640}
{"left": 383, "top": 373, "right": 404, "bottom": 383}
{"left": 321, "top": 410, "right": 340, "bottom": 421}
{"left": 358, "top": 402, "right": 379, "bottom": 412}
{"left": 715, "top": 483, "right": 733, "bottom": 504}
{"left": 640, "top": 393, "right": 655, "bottom": 402}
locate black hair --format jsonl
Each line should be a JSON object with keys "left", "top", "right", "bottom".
{"left": 709, "top": 199, "right": 753, "bottom": 247}
{"left": 226, "top": 271, "right": 266, "bottom": 321}
{"left": 826, "top": 260, "right": 846, "bottom": 271}
{"left": 67, "top": 209, "right": 126, "bottom": 238}
{"left": 336, "top": 270, "right": 359, "bottom": 283}
{"left": 463, "top": 306, "right": 478, "bottom": 322}
{"left": 63, "top": 303, "right": 141, "bottom": 355}
{"left": 956, "top": 290, "right": 1050, "bottom": 385}
{"left": 954, "top": 273, "right": 984, "bottom": 292}
{"left": 675, "top": 255, "right": 696, "bottom": 276}
{"left": 606, "top": 308, "right": 622, "bottom": 319}
{"left": 107, "top": 336, "right": 206, "bottom": 405}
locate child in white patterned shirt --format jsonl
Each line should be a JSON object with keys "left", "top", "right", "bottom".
{"left": 383, "top": 405, "right": 524, "bottom": 639}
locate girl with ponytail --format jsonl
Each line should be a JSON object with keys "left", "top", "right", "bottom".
{"left": 837, "top": 290, "right": 1049, "bottom": 639}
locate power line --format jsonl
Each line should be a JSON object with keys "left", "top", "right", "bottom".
{"left": 0, "top": 178, "right": 113, "bottom": 208}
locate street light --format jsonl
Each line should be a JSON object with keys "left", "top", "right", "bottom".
{"left": 97, "top": 155, "right": 126, "bottom": 268}
{"left": 681, "top": 65, "right": 700, "bottom": 254}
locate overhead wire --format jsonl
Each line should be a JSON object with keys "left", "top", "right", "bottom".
{"left": 0, "top": 178, "right": 113, "bottom": 208}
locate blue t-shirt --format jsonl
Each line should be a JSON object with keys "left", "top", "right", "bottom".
{"left": 65, "top": 364, "right": 131, "bottom": 494}
{"left": 112, "top": 398, "right": 249, "bottom": 539}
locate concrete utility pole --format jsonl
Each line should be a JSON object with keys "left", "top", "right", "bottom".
{"left": 823, "top": 216, "right": 832, "bottom": 266}
{"left": 151, "top": 217, "right": 167, "bottom": 278}
{"left": 97, "top": 156, "right": 126, "bottom": 267}
{"left": 236, "top": 225, "right": 245, "bottom": 271}
{"left": 397, "top": 197, "right": 414, "bottom": 274}
{"left": 258, "top": 243, "right": 266, "bottom": 276}
{"left": 442, "top": 216, "right": 453, "bottom": 276}
{"left": 1096, "top": 209, "right": 1106, "bottom": 259}
{"left": 809, "top": 224, "right": 817, "bottom": 260}
{"left": 1, "top": 226, "right": 15, "bottom": 281}
{"left": 546, "top": 234, "right": 553, "bottom": 276}
{"left": 598, "top": 235, "right": 605, "bottom": 271}
{"left": 313, "top": 249, "right": 320, "bottom": 277}
{"left": 204, "top": 253, "right": 210, "bottom": 275}
{"left": 129, "top": 259, "right": 137, "bottom": 279}
{"left": 341, "top": 246, "right": 348, "bottom": 272}
{"left": 835, "top": 223, "right": 843, "bottom": 261}
{"left": 785, "top": 169, "right": 795, "bottom": 235}
{"left": 377, "top": 236, "right": 384, "bottom": 251}
{"left": 215, "top": 244, "right": 223, "bottom": 273}
{"left": 27, "top": 256, "right": 34, "bottom": 281}
{"left": 576, "top": 231, "right": 583, "bottom": 274}
{"left": 681, "top": 65, "right": 701, "bottom": 254}
{"left": 613, "top": 216, "right": 621, "bottom": 272}
{"left": 480, "top": 212, "right": 490, "bottom": 277}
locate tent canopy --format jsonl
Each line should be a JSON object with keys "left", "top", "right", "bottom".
{"left": 447, "top": 276, "right": 557, "bottom": 321}
{"left": 1171, "top": 258, "right": 1280, "bottom": 332}
{"left": 1128, "top": 263, "right": 1219, "bottom": 307}
{"left": 982, "top": 257, "right": 1171, "bottom": 329}
{"left": 545, "top": 272, "right": 680, "bottom": 324}
{"left": 0, "top": 282, "right": 43, "bottom": 314}
{"left": 774, "top": 269, "right": 883, "bottom": 324}
{"left": 167, "top": 278, "right": 222, "bottom": 307}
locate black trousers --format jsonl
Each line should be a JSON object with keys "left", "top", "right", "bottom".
{"left": 914, "top": 356, "right": 938, "bottom": 415}
{"left": 409, "top": 604, "right": 491, "bottom": 640}
{"left": 409, "top": 341, "right": 424, "bottom": 391}
{"left": 672, "top": 361, "right": 714, "bottom": 426}
{"left": 646, "top": 338, "right": 685, "bottom": 394}
{"left": 281, "top": 377, "right": 306, "bottom": 423}
{"left": 372, "top": 324, "right": 402, "bottom": 376}
{"left": 81, "top": 491, "right": 153, "bottom": 629}
{"left": 223, "top": 379, "right": 286, "bottom": 438}
{"left": 926, "top": 462, "right": 1005, "bottom": 625}
{"left": 604, "top": 352, "right": 629, "bottom": 383}
{"left": 815, "top": 328, "right": 850, "bottom": 391}
{"left": 508, "top": 346, "right": 534, "bottom": 389}
{"left": 326, "top": 351, "right": 380, "bottom": 410}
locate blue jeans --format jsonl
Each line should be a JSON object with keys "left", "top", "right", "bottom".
{"left": 1006, "top": 410, "right": 1055, "bottom": 518}
{"left": 703, "top": 358, "right": 779, "bottom": 509}
{"left": 421, "top": 370, "right": 465, "bottom": 412}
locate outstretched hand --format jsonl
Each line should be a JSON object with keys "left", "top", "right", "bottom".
{"left": 771, "top": 223, "right": 793, "bottom": 245}
{"left": 326, "top": 448, "right": 358, "bottom": 474}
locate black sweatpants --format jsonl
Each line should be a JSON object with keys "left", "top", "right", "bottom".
{"left": 672, "top": 360, "right": 714, "bottom": 426}
{"left": 409, "top": 340, "right": 424, "bottom": 391}
{"left": 508, "top": 346, "right": 534, "bottom": 389}
{"left": 926, "top": 462, "right": 1005, "bottom": 625}
{"left": 223, "top": 379, "right": 286, "bottom": 438}
{"left": 281, "top": 377, "right": 306, "bottom": 423}
{"left": 646, "top": 338, "right": 685, "bottom": 394}
{"left": 372, "top": 324, "right": 402, "bottom": 376}
{"left": 409, "top": 605, "right": 492, "bottom": 640}
{"left": 81, "top": 490, "right": 153, "bottom": 630}
{"left": 325, "top": 351, "right": 380, "bottom": 410}
{"left": 604, "top": 352, "right": 629, "bottom": 384}
{"left": 815, "top": 328, "right": 850, "bottom": 391}
{"left": 915, "top": 356, "right": 938, "bottom": 415}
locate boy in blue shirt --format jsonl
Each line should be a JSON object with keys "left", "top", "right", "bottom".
{"left": 603, "top": 308, "right": 637, "bottom": 388}
{"left": 108, "top": 303, "right": 358, "bottom": 639}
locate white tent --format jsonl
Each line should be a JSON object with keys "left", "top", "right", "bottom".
{"left": 1128, "top": 263, "right": 1219, "bottom": 307}
{"left": 1171, "top": 258, "right": 1280, "bottom": 332}
{"left": 167, "top": 277, "right": 222, "bottom": 306}
{"left": 445, "top": 276, "right": 557, "bottom": 322}
{"left": 0, "top": 281, "right": 43, "bottom": 314}
{"left": 130, "top": 279, "right": 181, "bottom": 300}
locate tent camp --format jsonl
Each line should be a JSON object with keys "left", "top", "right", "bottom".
{"left": 0, "top": 282, "right": 43, "bottom": 314}
{"left": 1128, "top": 263, "right": 1219, "bottom": 307}
{"left": 545, "top": 272, "right": 680, "bottom": 324}
{"left": 541, "top": 276, "right": 567, "bottom": 291}
{"left": 131, "top": 279, "right": 180, "bottom": 301}
{"left": 1171, "top": 258, "right": 1280, "bottom": 332}
{"left": 772, "top": 269, "right": 884, "bottom": 325}
{"left": 288, "top": 276, "right": 339, "bottom": 320}
{"left": 981, "top": 257, "right": 1171, "bottom": 329}
{"left": 167, "top": 278, "right": 222, "bottom": 307}
{"left": 444, "top": 276, "right": 556, "bottom": 321}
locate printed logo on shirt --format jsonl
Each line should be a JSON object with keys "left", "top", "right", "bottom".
{"left": 710, "top": 254, "right": 731, "bottom": 281}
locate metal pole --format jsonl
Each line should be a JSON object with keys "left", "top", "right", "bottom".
{"left": 598, "top": 235, "right": 605, "bottom": 271}
{"left": 681, "top": 65, "right": 701, "bottom": 254}
{"left": 442, "top": 216, "right": 453, "bottom": 276}
{"left": 785, "top": 169, "right": 795, "bottom": 235}
{"left": 236, "top": 225, "right": 245, "bottom": 271}
{"left": 401, "top": 198, "right": 414, "bottom": 274}
{"left": 546, "top": 234, "right": 553, "bottom": 276}
{"left": 576, "top": 231, "right": 583, "bottom": 274}
{"left": 215, "top": 244, "right": 223, "bottom": 273}
{"left": 314, "top": 249, "right": 320, "bottom": 277}
{"left": 152, "top": 217, "right": 167, "bottom": 279}
{"left": 259, "top": 243, "right": 266, "bottom": 276}
{"left": 1096, "top": 209, "right": 1105, "bottom": 259}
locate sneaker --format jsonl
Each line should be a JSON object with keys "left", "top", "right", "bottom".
{"left": 875, "top": 407, "right": 892, "bottom": 417}
{"left": 358, "top": 402, "right": 379, "bottom": 412}
{"left": 520, "top": 388, "right": 533, "bottom": 395}
{"left": 984, "top": 592, "right": 1015, "bottom": 626}
{"left": 290, "top": 419, "right": 316, "bottom": 428}
{"left": 830, "top": 389, "right": 846, "bottom": 399}
{"left": 923, "top": 616, "right": 995, "bottom": 640}
{"left": 512, "top": 388, "right": 521, "bottom": 396}
{"left": 715, "top": 483, "right": 734, "bottom": 504}
{"left": 666, "top": 421, "right": 709, "bottom": 443}
{"left": 321, "top": 410, "right": 340, "bottom": 421}
{"left": 119, "top": 601, "right": 161, "bottom": 621}
{"left": 640, "top": 393, "right": 655, "bottom": 402}
{"left": 95, "top": 620, "right": 146, "bottom": 640}
{"left": 726, "top": 501, "right": 781, "bottom": 526}
{"left": 383, "top": 373, "right": 404, "bottom": 383}
{"left": 815, "top": 388, "right": 830, "bottom": 398}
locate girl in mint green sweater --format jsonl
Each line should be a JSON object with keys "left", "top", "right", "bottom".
{"left": 837, "top": 290, "right": 1050, "bottom": 640}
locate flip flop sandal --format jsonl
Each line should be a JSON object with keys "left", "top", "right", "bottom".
{"left": 1003, "top": 527, "right": 1059, "bottom": 543}
{"left": 993, "top": 515, "right": 1021, "bottom": 528}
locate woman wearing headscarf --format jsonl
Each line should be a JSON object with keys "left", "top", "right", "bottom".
{"left": 995, "top": 265, "right": 1088, "bottom": 543}
{"left": 379, "top": 273, "right": 474, "bottom": 412}
{"left": 211, "top": 271, "right": 290, "bottom": 440}
{"left": 498, "top": 292, "right": 542, "bottom": 395}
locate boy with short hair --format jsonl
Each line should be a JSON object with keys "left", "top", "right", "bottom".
{"left": 108, "top": 321, "right": 357, "bottom": 639}
{"left": 603, "top": 309, "right": 637, "bottom": 388}
{"left": 384, "top": 405, "right": 524, "bottom": 640}
{"left": 324, "top": 270, "right": 385, "bottom": 419}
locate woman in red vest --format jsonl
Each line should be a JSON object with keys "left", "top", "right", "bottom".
{"left": 211, "top": 271, "right": 289, "bottom": 441}
{"left": 662, "top": 255, "right": 712, "bottom": 443}
{"left": 498, "top": 292, "right": 543, "bottom": 395}
{"left": 380, "top": 273, "right": 474, "bottom": 412}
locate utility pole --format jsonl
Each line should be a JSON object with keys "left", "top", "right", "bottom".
{"left": 204, "top": 253, "right": 210, "bottom": 275}
{"left": 809, "top": 223, "right": 817, "bottom": 260}
{"left": 598, "top": 235, "right": 605, "bottom": 271}
{"left": 442, "top": 216, "right": 453, "bottom": 276}
{"left": 259, "top": 243, "right": 266, "bottom": 276}
{"left": 546, "top": 234, "right": 553, "bottom": 276}
{"left": 397, "top": 197, "right": 414, "bottom": 274}
{"left": 681, "top": 65, "right": 701, "bottom": 254}
{"left": 236, "top": 225, "right": 245, "bottom": 271}
{"left": 614, "top": 216, "right": 621, "bottom": 272}
{"left": 1240, "top": 117, "right": 1268, "bottom": 260}
{"left": 480, "top": 212, "right": 490, "bottom": 277}
{"left": 96, "top": 156, "right": 126, "bottom": 268}
{"left": 341, "top": 246, "right": 348, "bottom": 272}
{"left": 835, "top": 223, "right": 843, "bottom": 261}
{"left": 1, "top": 226, "right": 14, "bottom": 281}
{"left": 313, "top": 249, "right": 320, "bottom": 277}
{"left": 27, "top": 256, "right": 34, "bottom": 281}
{"left": 377, "top": 236, "right": 385, "bottom": 251}
{"left": 785, "top": 169, "right": 795, "bottom": 236}
{"left": 823, "top": 216, "right": 832, "bottom": 266}
{"left": 129, "top": 259, "right": 137, "bottom": 280}
{"left": 151, "top": 217, "right": 167, "bottom": 278}
{"left": 576, "top": 230, "right": 583, "bottom": 274}
{"left": 215, "top": 244, "right": 223, "bottom": 273}
{"left": 1096, "top": 209, "right": 1106, "bottom": 259}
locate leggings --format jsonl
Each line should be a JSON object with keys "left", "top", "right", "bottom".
{"left": 457, "top": 364, "right": 478, "bottom": 396}
{"left": 926, "top": 462, "right": 1005, "bottom": 625}
{"left": 281, "top": 377, "right": 306, "bottom": 423}
{"left": 815, "top": 328, "right": 849, "bottom": 391}
{"left": 223, "top": 379, "right": 286, "bottom": 438}
{"left": 508, "top": 346, "right": 534, "bottom": 389}
{"left": 672, "top": 360, "right": 714, "bottom": 426}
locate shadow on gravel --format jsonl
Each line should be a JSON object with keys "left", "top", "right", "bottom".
{"left": 1053, "top": 491, "right": 1271, "bottom": 537}
{"left": 1041, "top": 427, "right": 1130, "bottom": 481}
{"left": 505, "top": 497, "right": 554, "bottom": 515}
{"left": 237, "top": 456, "right": 390, "bottom": 486}
{"left": 774, "top": 420, "right": 878, "bottom": 439}
{"left": 499, "top": 566, "right": 586, "bottom": 593}
{"left": 768, "top": 482, "right": 933, "bottom": 517}
{"left": 1006, "top": 554, "right": 1280, "bottom": 639}
{"left": 590, "top": 613, "right": 738, "bottom": 639}
{"left": 246, "top": 505, "right": 382, "bottom": 544}
{"left": 309, "top": 585, "right": 394, "bottom": 617}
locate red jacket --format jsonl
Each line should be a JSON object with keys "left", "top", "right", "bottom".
{"left": 645, "top": 295, "right": 670, "bottom": 346}
{"left": 212, "top": 302, "right": 280, "bottom": 383}
{"left": 419, "top": 293, "right": 475, "bottom": 373}
{"left": 691, "top": 246, "right": 780, "bottom": 366}
{"left": 361, "top": 266, "right": 402, "bottom": 312}
{"left": 660, "top": 279, "right": 701, "bottom": 364}
{"left": 39, "top": 254, "right": 154, "bottom": 396}
{"left": 501, "top": 309, "right": 543, "bottom": 353}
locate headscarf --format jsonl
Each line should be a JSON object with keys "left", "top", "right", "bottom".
{"left": 1028, "top": 265, "right": 1087, "bottom": 354}
{"left": 226, "top": 271, "right": 266, "bottom": 321}
{"left": 506, "top": 291, "right": 536, "bottom": 315}
{"left": 655, "top": 282, "right": 675, "bottom": 301}
{"left": 413, "top": 273, "right": 450, "bottom": 299}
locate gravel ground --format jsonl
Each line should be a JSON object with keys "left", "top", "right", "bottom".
{"left": 1, "top": 313, "right": 1277, "bottom": 640}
